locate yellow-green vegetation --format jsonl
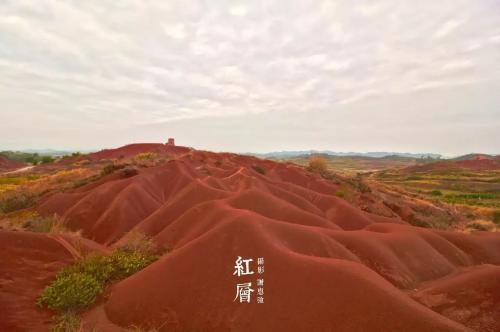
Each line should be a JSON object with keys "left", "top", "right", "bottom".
{"left": 308, "top": 156, "right": 328, "bottom": 174}
{"left": 466, "top": 220, "right": 497, "bottom": 232}
{"left": 37, "top": 240, "right": 159, "bottom": 331}
{"left": 51, "top": 313, "right": 82, "bottom": 332}
{"left": 0, "top": 168, "right": 98, "bottom": 214}
{"left": 1, "top": 150, "right": 42, "bottom": 164}
{"left": 375, "top": 169, "right": 500, "bottom": 209}
{"left": 283, "top": 155, "right": 424, "bottom": 175}
{"left": 129, "top": 325, "right": 161, "bottom": 332}
{"left": 135, "top": 152, "right": 158, "bottom": 160}
{"left": 38, "top": 249, "right": 158, "bottom": 311}
{"left": 101, "top": 163, "right": 124, "bottom": 176}
{"left": 37, "top": 271, "right": 103, "bottom": 312}
{"left": 335, "top": 188, "right": 348, "bottom": 198}
{"left": 0, "top": 175, "right": 40, "bottom": 193}
{"left": 132, "top": 152, "right": 170, "bottom": 168}
{"left": 0, "top": 191, "right": 36, "bottom": 214}
{"left": 1, "top": 211, "right": 68, "bottom": 233}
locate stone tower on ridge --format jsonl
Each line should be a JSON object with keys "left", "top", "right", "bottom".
{"left": 167, "top": 138, "right": 175, "bottom": 146}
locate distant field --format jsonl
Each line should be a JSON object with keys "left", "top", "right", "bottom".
{"left": 374, "top": 169, "right": 500, "bottom": 209}
{"left": 273, "top": 155, "right": 436, "bottom": 174}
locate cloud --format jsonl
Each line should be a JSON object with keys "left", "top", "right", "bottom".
{"left": 0, "top": 0, "right": 499, "bottom": 153}
{"left": 433, "top": 19, "right": 465, "bottom": 39}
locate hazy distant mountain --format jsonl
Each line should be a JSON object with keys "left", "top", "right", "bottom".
{"left": 450, "top": 153, "right": 498, "bottom": 161}
{"left": 18, "top": 149, "right": 95, "bottom": 156}
{"left": 249, "top": 150, "right": 442, "bottom": 159}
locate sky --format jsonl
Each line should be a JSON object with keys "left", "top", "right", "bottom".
{"left": 0, "top": 0, "right": 499, "bottom": 156}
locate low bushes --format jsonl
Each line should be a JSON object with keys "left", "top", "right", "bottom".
{"left": 37, "top": 239, "right": 159, "bottom": 331}
{"left": 100, "top": 163, "right": 124, "bottom": 176}
{"left": 0, "top": 191, "right": 36, "bottom": 213}
{"left": 135, "top": 152, "right": 157, "bottom": 160}
{"left": 466, "top": 220, "right": 496, "bottom": 232}
{"left": 0, "top": 212, "right": 68, "bottom": 233}
{"left": 28, "top": 214, "right": 67, "bottom": 233}
{"left": 38, "top": 248, "right": 158, "bottom": 313}
{"left": 308, "top": 156, "right": 328, "bottom": 174}
{"left": 51, "top": 313, "right": 81, "bottom": 332}
{"left": 37, "top": 273, "right": 102, "bottom": 312}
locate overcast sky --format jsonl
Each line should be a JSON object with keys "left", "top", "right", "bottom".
{"left": 1, "top": 0, "right": 499, "bottom": 155}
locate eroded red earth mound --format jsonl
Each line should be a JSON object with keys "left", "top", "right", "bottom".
{"left": 87, "top": 143, "right": 192, "bottom": 161}
{"left": 0, "top": 231, "right": 106, "bottom": 331}
{"left": 0, "top": 155, "right": 25, "bottom": 172}
{"left": 4, "top": 147, "right": 500, "bottom": 331}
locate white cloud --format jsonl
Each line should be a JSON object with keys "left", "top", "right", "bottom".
{"left": 229, "top": 5, "right": 247, "bottom": 16}
{"left": 433, "top": 19, "right": 464, "bottom": 39}
{"left": 0, "top": 0, "right": 499, "bottom": 153}
{"left": 163, "top": 23, "right": 187, "bottom": 40}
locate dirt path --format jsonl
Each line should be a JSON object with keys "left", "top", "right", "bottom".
{"left": 2, "top": 165, "right": 35, "bottom": 175}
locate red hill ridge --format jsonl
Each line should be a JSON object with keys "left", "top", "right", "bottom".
{"left": 1, "top": 144, "right": 499, "bottom": 332}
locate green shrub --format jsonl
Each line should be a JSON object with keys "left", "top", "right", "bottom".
{"left": 72, "top": 175, "right": 100, "bottom": 188}
{"left": 101, "top": 164, "right": 123, "bottom": 176}
{"left": 37, "top": 249, "right": 159, "bottom": 316}
{"left": 41, "top": 156, "right": 55, "bottom": 164}
{"left": 26, "top": 214, "right": 67, "bottom": 233}
{"left": 58, "top": 254, "right": 115, "bottom": 284}
{"left": 109, "top": 249, "right": 158, "bottom": 280}
{"left": 37, "top": 243, "right": 158, "bottom": 332}
{"left": 430, "top": 190, "right": 442, "bottom": 196}
{"left": 0, "top": 191, "right": 36, "bottom": 213}
{"left": 37, "top": 273, "right": 102, "bottom": 312}
{"left": 51, "top": 313, "right": 81, "bottom": 332}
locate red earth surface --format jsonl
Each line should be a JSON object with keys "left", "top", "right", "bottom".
{"left": 0, "top": 155, "right": 25, "bottom": 172}
{"left": 1, "top": 146, "right": 500, "bottom": 331}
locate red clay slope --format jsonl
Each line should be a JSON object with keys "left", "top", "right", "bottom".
{"left": 0, "top": 155, "right": 25, "bottom": 172}
{"left": 87, "top": 143, "right": 191, "bottom": 161}
{"left": 35, "top": 148, "right": 500, "bottom": 331}
{"left": 0, "top": 231, "right": 106, "bottom": 331}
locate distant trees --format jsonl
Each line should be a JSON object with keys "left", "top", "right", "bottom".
{"left": 0, "top": 151, "right": 56, "bottom": 165}
{"left": 41, "top": 155, "right": 55, "bottom": 164}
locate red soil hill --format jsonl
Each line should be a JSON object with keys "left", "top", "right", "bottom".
{"left": 0, "top": 231, "right": 107, "bottom": 331}
{"left": 30, "top": 148, "right": 500, "bottom": 331}
{"left": 87, "top": 143, "right": 192, "bottom": 161}
{"left": 0, "top": 155, "right": 25, "bottom": 172}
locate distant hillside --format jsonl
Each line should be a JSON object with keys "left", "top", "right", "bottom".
{"left": 250, "top": 150, "right": 442, "bottom": 159}
{"left": 450, "top": 153, "right": 499, "bottom": 161}
{"left": 405, "top": 158, "right": 500, "bottom": 172}
{"left": 0, "top": 155, "right": 25, "bottom": 172}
